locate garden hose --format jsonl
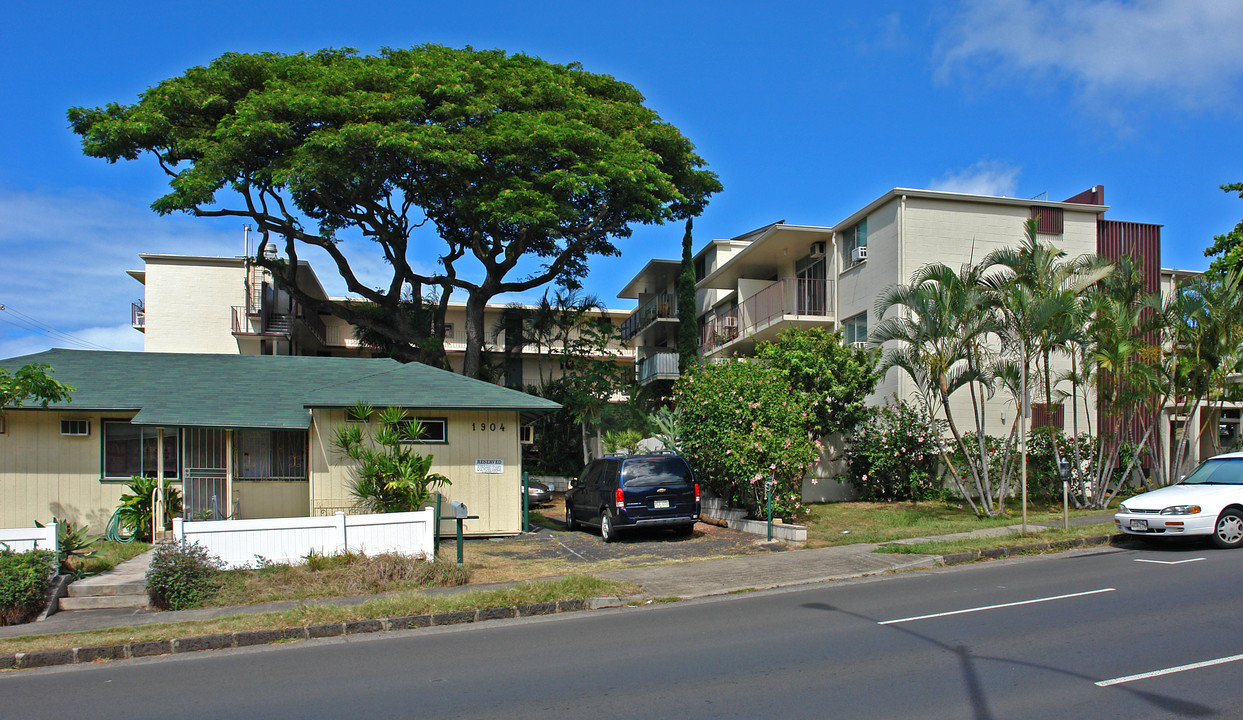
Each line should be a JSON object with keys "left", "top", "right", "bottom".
{"left": 104, "top": 507, "right": 136, "bottom": 543}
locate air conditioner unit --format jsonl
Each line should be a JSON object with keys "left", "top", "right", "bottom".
{"left": 721, "top": 316, "right": 738, "bottom": 328}
{"left": 809, "top": 241, "right": 826, "bottom": 258}
{"left": 851, "top": 246, "right": 868, "bottom": 264}
{"left": 850, "top": 341, "right": 868, "bottom": 350}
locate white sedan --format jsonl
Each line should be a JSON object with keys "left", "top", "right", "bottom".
{"left": 1114, "top": 453, "right": 1243, "bottom": 548}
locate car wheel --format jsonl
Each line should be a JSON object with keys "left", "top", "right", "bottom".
{"left": 1213, "top": 509, "right": 1243, "bottom": 549}
{"left": 600, "top": 510, "right": 617, "bottom": 543}
{"left": 676, "top": 523, "right": 694, "bottom": 538}
{"left": 565, "top": 505, "right": 578, "bottom": 532}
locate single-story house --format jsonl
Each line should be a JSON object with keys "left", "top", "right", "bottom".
{"left": 0, "top": 349, "right": 559, "bottom": 536}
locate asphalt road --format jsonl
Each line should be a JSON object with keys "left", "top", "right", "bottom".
{"left": 5, "top": 539, "right": 1242, "bottom": 719}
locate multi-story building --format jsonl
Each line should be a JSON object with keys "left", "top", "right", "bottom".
{"left": 619, "top": 186, "right": 1163, "bottom": 498}
{"left": 129, "top": 248, "right": 634, "bottom": 389}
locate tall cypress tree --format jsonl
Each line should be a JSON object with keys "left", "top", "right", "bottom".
{"left": 677, "top": 218, "right": 699, "bottom": 373}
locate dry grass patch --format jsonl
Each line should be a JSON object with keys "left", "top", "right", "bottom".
{"left": 66, "top": 541, "right": 151, "bottom": 576}
{"left": 208, "top": 552, "right": 470, "bottom": 607}
{"left": 0, "top": 575, "right": 633, "bottom": 656}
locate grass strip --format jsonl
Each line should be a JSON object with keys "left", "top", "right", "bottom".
{"left": 0, "top": 575, "right": 633, "bottom": 656}
{"left": 875, "top": 523, "right": 1117, "bottom": 555}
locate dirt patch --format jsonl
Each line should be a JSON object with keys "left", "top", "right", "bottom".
{"left": 460, "top": 497, "right": 785, "bottom": 584}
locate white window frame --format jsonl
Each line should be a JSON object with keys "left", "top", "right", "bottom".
{"left": 60, "top": 419, "right": 90, "bottom": 437}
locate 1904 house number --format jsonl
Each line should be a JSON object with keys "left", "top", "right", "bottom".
{"left": 471, "top": 422, "right": 505, "bottom": 432}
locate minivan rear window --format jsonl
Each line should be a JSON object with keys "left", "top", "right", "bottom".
{"left": 620, "top": 458, "right": 692, "bottom": 487}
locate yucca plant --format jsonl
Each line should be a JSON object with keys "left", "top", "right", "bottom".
{"left": 334, "top": 402, "right": 451, "bottom": 513}
{"left": 35, "top": 517, "right": 100, "bottom": 575}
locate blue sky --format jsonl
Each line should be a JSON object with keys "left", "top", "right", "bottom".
{"left": 3, "top": 0, "right": 1242, "bottom": 358}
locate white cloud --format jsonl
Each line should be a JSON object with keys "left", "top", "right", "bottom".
{"left": 937, "top": 0, "right": 1243, "bottom": 110}
{"left": 928, "top": 161, "right": 1022, "bottom": 197}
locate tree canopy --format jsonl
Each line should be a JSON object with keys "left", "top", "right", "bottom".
{"left": 0, "top": 363, "right": 75, "bottom": 410}
{"left": 69, "top": 45, "right": 721, "bottom": 376}
{"left": 1204, "top": 182, "right": 1243, "bottom": 274}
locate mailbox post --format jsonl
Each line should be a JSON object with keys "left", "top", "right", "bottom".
{"left": 441, "top": 501, "right": 479, "bottom": 566}
{"left": 1059, "top": 459, "right": 1072, "bottom": 531}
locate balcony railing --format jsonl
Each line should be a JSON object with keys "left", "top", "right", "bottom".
{"left": 621, "top": 292, "right": 677, "bottom": 340}
{"left": 636, "top": 351, "right": 679, "bottom": 384}
{"left": 231, "top": 303, "right": 326, "bottom": 345}
{"left": 131, "top": 301, "right": 145, "bottom": 331}
{"left": 700, "top": 278, "right": 834, "bottom": 351}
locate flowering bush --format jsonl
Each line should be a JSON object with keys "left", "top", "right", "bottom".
{"left": 674, "top": 360, "right": 819, "bottom": 520}
{"left": 844, "top": 400, "right": 943, "bottom": 501}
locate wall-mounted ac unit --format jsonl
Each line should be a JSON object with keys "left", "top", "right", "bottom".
{"left": 519, "top": 425, "right": 535, "bottom": 445}
{"left": 851, "top": 246, "right": 868, "bottom": 264}
{"left": 809, "top": 241, "right": 826, "bottom": 258}
{"left": 849, "top": 341, "right": 868, "bottom": 350}
{"left": 722, "top": 316, "right": 738, "bottom": 328}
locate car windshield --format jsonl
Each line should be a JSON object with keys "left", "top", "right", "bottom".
{"left": 1180, "top": 458, "right": 1243, "bottom": 485}
{"left": 620, "top": 458, "right": 692, "bottom": 487}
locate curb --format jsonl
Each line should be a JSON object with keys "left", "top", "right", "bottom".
{"left": 937, "top": 534, "right": 1125, "bottom": 566}
{"left": 1, "top": 598, "right": 591, "bottom": 672}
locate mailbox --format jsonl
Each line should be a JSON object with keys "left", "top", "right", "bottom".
{"left": 451, "top": 501, "right": 469, "bottom": 519}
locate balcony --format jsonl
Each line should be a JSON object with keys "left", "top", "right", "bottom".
{"left": 700, "top": 278, "right": 834, "bottom": 355}
{"left": 636, "top": 351, "right": 679, "bottom": 385}
{"left": 131, "top": 301, "right": 145, "bottom": 331}
{"left": 621, "top": 292, "right": 677, "bottom": 340}
{"left": 232, "top": 302, "right": 326, "bottom": 346}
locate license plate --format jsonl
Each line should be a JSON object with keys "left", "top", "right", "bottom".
{"left": 653, "top": 499, "right": 670, "bottom": 509}
{"left": 1130, "top": 519, "right": 1148, "bottom": 531}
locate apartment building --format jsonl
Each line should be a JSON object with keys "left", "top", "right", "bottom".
{"left": 129, "top": 249, "right": 634, "bottom": 389}
{"left": 619, "top": 186, "right": 1163, "bottom": 496}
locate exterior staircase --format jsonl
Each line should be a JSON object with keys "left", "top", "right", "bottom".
{"left": 58, "top": 549, "right": 154, "bottom": 611}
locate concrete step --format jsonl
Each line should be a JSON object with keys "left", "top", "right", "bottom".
{"left": 58, "top": 594, "right": 149, "bottom": 611}
{"left": 66, "top": 581, "right": 147, "bottom": 597}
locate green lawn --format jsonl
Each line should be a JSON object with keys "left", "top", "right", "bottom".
{"left": 801, "top": 500, "right": 1117, "bottom": 548}
{"left": 66, "top": 540, "right": 151, "bottom": 576}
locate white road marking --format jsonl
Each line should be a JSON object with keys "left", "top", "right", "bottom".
{"left": 877, "top": 588, "right": 1116, "bottom": 625}
{"left": 1097, "top": 653, "right": 1243, "bottom": 687}
{"left": 1134, "top": 558, "right": 1205, "bottom": 565}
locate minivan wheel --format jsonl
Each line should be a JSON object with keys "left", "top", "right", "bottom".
{"left": 600, "top": 511, "right": 617, "bottom": 543}
{"left": 1213, "top": 509, "right": 1243, "bottom": 549}
{"left": 676, "top": 523, "right": 694, "bottom": 538}
{"left": 565, "top": 506, "right": 578, "bottom": 532}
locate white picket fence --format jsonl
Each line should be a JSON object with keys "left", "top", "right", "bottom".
{"left": 0, "top": 523, "right": 58, "bottom": 554}
{"left": 172, "top": 510, "right": 434, "bottom": 569}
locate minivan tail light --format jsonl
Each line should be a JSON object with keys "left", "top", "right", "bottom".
{"left": 615, "top": 487, "right": 625, "bottom": 509}
{"left": 694, "top": 482, "right": 701, "bottom": 503}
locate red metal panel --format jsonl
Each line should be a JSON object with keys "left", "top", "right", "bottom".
{"left": 1030, "top": 206, "right": 1064, "bottom": 234}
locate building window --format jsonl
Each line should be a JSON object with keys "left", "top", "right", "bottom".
{"left": 444, "top": 323, "right": 454, "bottom": 339}
{"left": 0, "top": 414, "right": 6, "bottom": 435}
{"left": 60, "top": 419, "right": 90, "bottom": 437}
{"left": 403, "top": 417, "right": 448, "bottom": 444}
{"left": 235, "top": 430, "right": 307, "bottom": 480}
{"left": 843, "top": 312, "right": 868, "bottom": 345}
{"left": 103, "top": 421, "right": 179, "bottom": 479}
{"left": 1031, "top": 206, "right": 1064, "bottom": 235}
{"left": 842, "top": 219, "right": 867, "bottom": 265}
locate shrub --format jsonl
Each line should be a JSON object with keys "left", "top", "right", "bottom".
{"left": 116, "top": 475, "right": 183, "bottom": 543}
{"left": 146, "top": 540, "right": 224, "bottom": 610}
{"left": 0, "top": 548, "right": 56, "bottom": 626}
{"left": 334, "top": 403, "right": 451, "bottom": 513}
{"left": 36, "top": 517, "right": 100, "bottom": 575}
{"left": 675, "top": 359, "right": 819, "bottom": 520}
{"left": 844, "top": 400, "right": 944, "bottom": 502}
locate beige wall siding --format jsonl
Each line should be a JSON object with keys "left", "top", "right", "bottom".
{"left": 234, "top": 480, "right": 310, "bottom": 519}
{"left": 309, "top": 408, "right": 523, "bottom": 536}
{"left": 0, "top": 410, "right": 128, "bottom": 532}
{"left": 144, "top": 258, "right": 246, "bottom": 354}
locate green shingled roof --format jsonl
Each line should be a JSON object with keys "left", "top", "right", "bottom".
{"left": 0, "top": 350, "right": 560, "bottom": 430}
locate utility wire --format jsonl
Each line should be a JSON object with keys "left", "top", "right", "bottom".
{"left": 0, "top": 304, "right": 114, "bottom": 351}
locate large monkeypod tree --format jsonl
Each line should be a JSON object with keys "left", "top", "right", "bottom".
{"left": 69, "top": 45, "right": 721, "bottom": 376}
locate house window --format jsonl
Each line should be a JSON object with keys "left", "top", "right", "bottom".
{"left": 103, "top": 421, "right": 179, "bottom": 479}
{"left": 843, "top": 312, "right": 868, "bottom": 345}
{"left": 0, "top": 414, "right": 6, "bottom": 435}
{"left": 402, "top": 417, "right": 448, "bottom": 444}
{"left": 444, "top": 323, "right": 455, "bottom": 339}
{"left": 842, "top": 219, "right": 867, "bottom": 265}
{"left": 60, "top": 419, "right": 90, "bottom": 437}
{"left": 235, "top": 430, "right": 306, "bottom": 480}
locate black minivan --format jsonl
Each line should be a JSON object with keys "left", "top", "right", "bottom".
{"left": 564, "top": 453, "right": 700, "bottom": 542}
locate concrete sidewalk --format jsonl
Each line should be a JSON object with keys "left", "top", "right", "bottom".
{"left": 0, "top": 512, "right": 1118, "bottom": 640}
